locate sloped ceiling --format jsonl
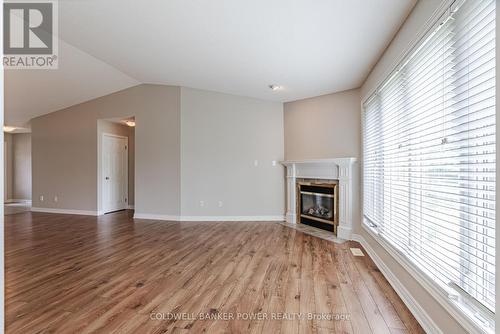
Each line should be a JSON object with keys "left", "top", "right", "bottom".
{"left": 5, "top": 39, "right": 139, "bottom": 128}
{"left": 5, "top": 0, "right": 416, "bottom": 128}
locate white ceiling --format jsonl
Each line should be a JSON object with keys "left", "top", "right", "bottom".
{"left": 5, "top": 0, "right": 416, "bottom": 128}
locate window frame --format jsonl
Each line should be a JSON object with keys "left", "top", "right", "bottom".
{"left": 360, "top": 0, "right": 496, "bottom": 333}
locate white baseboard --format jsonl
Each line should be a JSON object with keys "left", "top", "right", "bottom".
{"left": 96, "top": 206, "right": 134, "bottom": 216}
{"left": 5, "top": 199, "right": 31, "bottom": 204}
{"left": 28, "top": 209, "right": 282, "bottom": 223}
{"left": 179, "top": 215, "right": 285, "bottom": 222}
{"left": 31, "top": 207, "right": 99, "bottom": 216}
{"left": 133, "top": 213, "right": 285, "bottom": 222}
{"left": 351, "top": 233, "right": 442, "bottom": 334}
{"left": 133, "top": 213, "right": 180, "bottom": 221}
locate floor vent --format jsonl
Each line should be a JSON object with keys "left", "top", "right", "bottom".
{"left": 350, "top": 248, "right": 364, "bottom": 257}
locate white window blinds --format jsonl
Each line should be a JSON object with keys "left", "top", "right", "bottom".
{"left": 363, "top": 0, "right": 495, "bottom": 328}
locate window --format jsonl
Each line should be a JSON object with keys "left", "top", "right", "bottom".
{"left": 363, "top": 0, "right": 495, "bottom": 331}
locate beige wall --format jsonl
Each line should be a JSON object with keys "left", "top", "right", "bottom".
{"left": 284, "top": 89, "right": 361, "bottom": 160}
{"left": 180, "top": 87, "right": 284, "bottom": 217}
{"left": 359, "top": 0, "right": 468, "bottom": 333}
{"left": 12, "top": 133, "right": 31, "bottom": 200}
{"left": 32, "top": 84, "right": 180, "bottom": 215}
{"left": 32, "top": 84, "right": 283, "bottom": 218}
{"left": 284, "top": 88, "right": 361, "bottom": 233}
{"left": 97, "top": 120, "right": 135, "bottom": 206}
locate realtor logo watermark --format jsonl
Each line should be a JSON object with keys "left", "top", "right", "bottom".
{"left": 3, "top": 0, "right": 58, "bottom": 69}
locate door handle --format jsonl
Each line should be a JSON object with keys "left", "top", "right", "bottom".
{"left": 105, "top": 177, "right": 110, "bottom": 180}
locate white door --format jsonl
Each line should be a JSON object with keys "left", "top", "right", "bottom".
{"left": 102, "top": 134, "right": 128, "bottom": 213}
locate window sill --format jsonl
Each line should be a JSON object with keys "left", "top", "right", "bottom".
{"left": 360, "top": 219, "right": 495, "bottom": 334}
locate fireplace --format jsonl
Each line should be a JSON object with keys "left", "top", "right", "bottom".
{"left": 297, "top": 181, "right": 338, "bottom": 234}
{"left": 281, "top": 158, "right": 356, "bottom": 240}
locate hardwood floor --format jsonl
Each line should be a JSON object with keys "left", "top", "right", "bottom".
{"left": 5, "top": 210, "right": 424, "bottom": 334}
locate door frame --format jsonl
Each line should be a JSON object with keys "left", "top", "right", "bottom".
{"left": 100, "top": 132, "right": 128, "bottom": 214}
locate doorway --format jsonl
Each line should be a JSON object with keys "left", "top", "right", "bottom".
{"left": 4, "top": 132, "right": 32, "bottom": 215}
{"left": 101, "top": 133, "right": 128, "bottom": 214}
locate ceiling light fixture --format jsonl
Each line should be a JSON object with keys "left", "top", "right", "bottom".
{"left": 3, "top": 126, "right": 16, "bottom": 132}
{"left": 269, "top": 84, "right": 282, "bottom": 91}
{"left": 124, "top": 120, "right": 136, "bottom": 127}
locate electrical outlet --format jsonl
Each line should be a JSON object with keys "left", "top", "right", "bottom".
{"left": 199, "top": 200, "right": 205, "bottom": 207}
{"left": 54, "top": 196, "right": 58, "bottom": 202}
{"left": 218, "top": 201, "right": 223, "bottom": 208}
{"left": 254, "top": 160, "right": 259, "bottom": 167}
{"left": 272, "top": 160, "right": 277, "bottom": 166}
{"left": 39, "top": 195, "right": 44, "bottom": 202}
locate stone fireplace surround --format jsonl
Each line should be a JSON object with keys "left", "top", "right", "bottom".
{"left": 280, "top": 158, "right": 356, "bottom": 240}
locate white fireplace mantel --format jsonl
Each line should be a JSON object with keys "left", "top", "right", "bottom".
{"left": 280, "top": 158, "right": 357, "bottom": 240}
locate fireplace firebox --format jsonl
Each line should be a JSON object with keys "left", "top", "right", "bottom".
{"left": 297, "top": 181, "right": 338, "bottom": 234}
